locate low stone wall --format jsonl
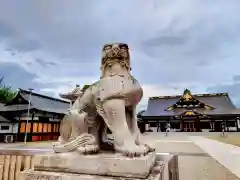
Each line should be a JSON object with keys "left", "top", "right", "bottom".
{"left": 189, "top": 136, "right": 240, "bottom": 179}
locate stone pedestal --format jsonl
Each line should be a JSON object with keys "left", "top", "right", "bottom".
{"left": 19, "top": 152, "right": 164, "bottom": 180}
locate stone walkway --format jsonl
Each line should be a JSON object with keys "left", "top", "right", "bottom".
{"left": 0, "top": 141, "right": 54, "bottom": 149}
{"left": 144, "top": 133, "right": 240, "bottom": 180}
{"left": 189, "top": 136, "right": 240, "bottom": 179}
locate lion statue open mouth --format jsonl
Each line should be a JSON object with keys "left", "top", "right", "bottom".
{"left": 53, "top": 43, "right": 155, "bottom": 157}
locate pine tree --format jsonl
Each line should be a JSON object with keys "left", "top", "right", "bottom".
{"left": 0, "top": 77, "right": 16, "bottom": 103}
{"left": 81, "top": 84, "right": 90, "bottom": 93}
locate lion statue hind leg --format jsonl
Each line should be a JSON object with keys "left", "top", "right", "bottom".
{"left": 53, "top": 112, "right": 100, "bottom": 154}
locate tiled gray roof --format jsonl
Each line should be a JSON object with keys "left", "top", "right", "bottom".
{"left": 0, "top": 103, "right": 5, "bottom": 108}
{"left": 137, "top": 110, "right": 146, "bottom": 119}
{"left": 0, "top": 104, "right": 29, "bottom": 112}
{"left": 231, "top": 108, "right": 240, "bottom": 115}
{"left": 142, "top": 93, "right": 236, "bottom": 117}
{"left": 0, "top": 115, "right": 11, "bottom": 122}
{"left": 0, "top": 89, "right": 70, "bottom": 114}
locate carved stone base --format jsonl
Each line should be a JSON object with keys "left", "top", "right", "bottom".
{"left": 33, "top": 152, "right": 156, "bottom": 179}
{"left": 19, "top": 162, "right": 164, "bottom": 180}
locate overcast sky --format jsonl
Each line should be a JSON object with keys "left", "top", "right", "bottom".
{"left": 0, "top": 0, "right": 240, "bottom": 111}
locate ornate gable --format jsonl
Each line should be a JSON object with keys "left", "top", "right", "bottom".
{"left": 165, "top": 89, "right": 215, "bottom": 111}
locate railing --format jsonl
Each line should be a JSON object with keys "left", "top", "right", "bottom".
{"left": 0, "top": 149, "right": 50, "bottom": 180}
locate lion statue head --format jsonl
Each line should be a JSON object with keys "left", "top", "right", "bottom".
{"left": 100, "top": 43, "right": 131, "bottom": 77}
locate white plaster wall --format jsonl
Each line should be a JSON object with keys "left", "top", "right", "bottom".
{"left": 151, "top": 127, "right": 157, "bottom": 132}
{"left": 19, "top": 116, "right": 39, "bottom": 121}
{"left": 12, "top": 123, "right": 19, "bottom": 133}
{"left": 0, "top": 122, "right": 18, "bottom": 133}
{"left": 145, "top": 124, "right": 149, "bottom": 130}
{"left": 0, "top": 123, "right": 13, "bottom": 133}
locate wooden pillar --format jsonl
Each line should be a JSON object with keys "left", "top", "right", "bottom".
{"left": 226, "top": 120, "right": 229, "bottom": 132}
{"left": 17, "top": 116, "right": 21, "bottom": 141}
{"left": 42, "top": 119, "right": 44, "bottom": 141}
{"left": 156, "top": 121, "right": 160, "bottom": 132}
{"left": 221, "top": 120, "right": 224, "bottom": 132}
{"left": 210, "top": 119, "right": 215, "bottom": 132}
{"left": 209, "top": 120, "right": 212, "bottom": 131}
{"left": 236, "top": 117, "right": 240, "bottom": 132}
{"left": 29, "top": 111, "right": 35, "bottom": 142}
{"left": 212, "top": 121, "right": 215, "bottom": 132}
{"left": 51, "top": 117, "right": 54, "bottom": 140}
{"left": 236, "top": 120, "right": 239, "bottom": 132}
{"left": 145, "top": 123, "right": 149, "bottom": 131}
{"left": 196, "top": 117, "right": 199, "bottom": 132}
{"left": 237, "top": 118, "right": 240, "bottom": 132}
{"left": 181, "top": 118, "right": 184, "bottom": 132}
{"left": 58, "top": 121, "right": 61, "bottom": 134}
{"left": 185, "top": 121, "right": 187, "bottom": 132}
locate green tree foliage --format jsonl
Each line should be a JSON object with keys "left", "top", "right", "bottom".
{"left": 0, "top": 77, "right": 16, "bottom": 103}
{"left": 81, "top": 84, "right": 91, "bottom": 93}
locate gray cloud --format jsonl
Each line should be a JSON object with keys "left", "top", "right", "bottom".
{"left": 144, "top": 36, "right": 187, "bottom": 47}
{"left": 1, "top": 0, "right": 240, "bottom": 66}
{"left": 35, "top": 58, "right": 57, "bottom": 68}
{"left": 8, "top": 39, "right": 41, "bottom": 53}
{"left": 141, "top": 20, "right": 240, "bottom": 67}
{"left": 207, "top": 81, "right": 240, "bottom": 107}
{"left": 0, "top": 62, "right": 39, "bottom": 90}
{"left": 0, "top": 0, "right": 240, "bottom": 106}
{"left": 233, "top": 75, "right": 240, "bottom": 82}
{"left": 0, "top": 21, "right": 15, "bottom": 38}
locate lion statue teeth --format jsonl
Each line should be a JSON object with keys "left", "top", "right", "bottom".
{"left": 53, "top": 43, "right": 155, "bottom": 157}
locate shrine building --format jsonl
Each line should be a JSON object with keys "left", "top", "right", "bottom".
{"left": 138, "top": 89, "right": 240, "bottom": 132}
{"left": 0, "top": 89, "right": 70, "bottom": 142}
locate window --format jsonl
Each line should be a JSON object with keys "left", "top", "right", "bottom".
{"left": 1, "top": 125, "right": 10, "bottom": 130}
{"left": 39, "top": 116, "right": 50, "bottom": 122}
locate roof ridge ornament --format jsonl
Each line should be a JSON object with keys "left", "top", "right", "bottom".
{"left": 59, "top": 85, "right": 83, "bottom": 101}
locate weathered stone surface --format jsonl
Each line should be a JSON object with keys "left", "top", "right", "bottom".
{"left": 55, "top": 43, "right": 155, "bottom": 157}
{"left": 20, "top": 162, "right": 164, "bottom": 180}
{"left": 33, "top": 152, "right": 156, "bottom": 179}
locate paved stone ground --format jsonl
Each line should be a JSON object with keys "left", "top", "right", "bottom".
{"left": 144, "top": 132, "right": 240, "bottom": 180}
{"left": 0, "top": 132, "right": 239, "bottom": 180}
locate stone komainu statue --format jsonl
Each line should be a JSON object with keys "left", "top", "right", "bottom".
{"left": 53, "top": 43, "right": 155, "bottom": 157}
